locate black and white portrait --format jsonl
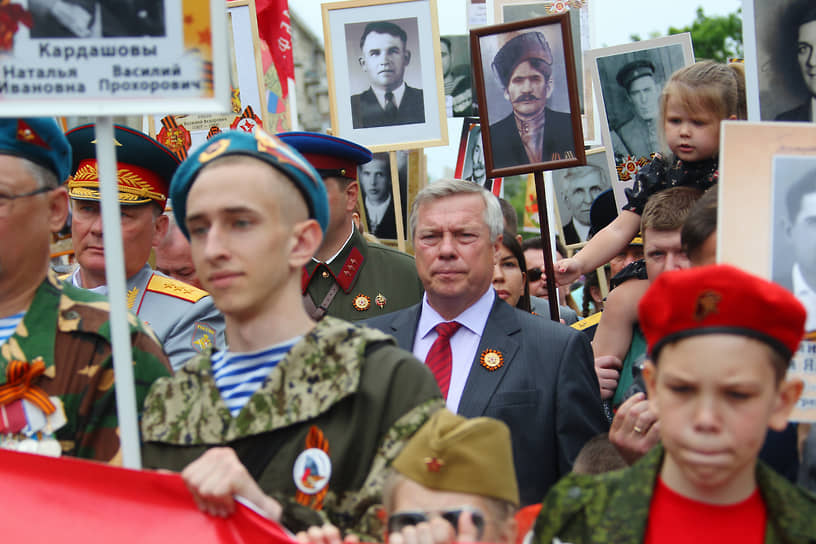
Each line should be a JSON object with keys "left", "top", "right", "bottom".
{"left": 472, "top": 15, "right": 584, "bottom": 177}
{"left": 29, "top": 0, "right": 166, "bottom": 39}
{"left": 595, "top": 45, "right": 687, "bottom": 164}
{"left": 772, "top": 155, "right": 816, "bottom": 332}
{"left": 461, "top": 123, "right": 487, "bottom": 187}
{"left": 346, "top": 18, "right": 425, "bottom": 129}
{"left": 440, "top": 34, "right": 475, "bottom": 117}
{"left": 553, "top": 149, "right": 612, "bottom": 245}
{"left": 358, "top": 151, "right": 408, "bottom": 240}
{"left": 745, "top": 0, "right": 816, "bottom": 122}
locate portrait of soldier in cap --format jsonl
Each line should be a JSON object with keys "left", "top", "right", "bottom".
{"left": 350, "top": 20, "right": 426, "bottom": 129}
{"left": 486, "top": 29, "right": 576, "bottom": 170}
{"left": 610, "top": 59, "right": 661, "bottom": 161}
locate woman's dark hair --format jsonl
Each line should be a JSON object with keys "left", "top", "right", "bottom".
{"left": 500, "top": 231, "right": 531, "bottom": 312}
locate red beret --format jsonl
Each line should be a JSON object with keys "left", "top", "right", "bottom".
{"left": 639, "top": 264, "right": 807, "bottom": 360}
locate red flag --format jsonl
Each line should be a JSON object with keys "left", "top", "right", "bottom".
{"left": 255, "top": 0, "right": 293, "bottom": 98}
{"left": 0, "top": 449, "right": 295, "bottom": 542}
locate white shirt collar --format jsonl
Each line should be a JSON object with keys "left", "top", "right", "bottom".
{"left": 365, "top": 194, "right": 392, "bottom": 231}
{"left": 313, "top": 221, "right": 356, "bottom": 265}
{"left": 793, "top": 263, "right": 816, "bottom": 331}
{"left": 372, "top": 82, "right": 406, "bottom": 110}
{"left": 417, "top": 287, "right": 495, "bottom": 340}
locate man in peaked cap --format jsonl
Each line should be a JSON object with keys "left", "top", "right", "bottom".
{"left": 140, "top": 127, "right": 442, "bottom": 539}
{"left": 0, "top": 118, "right": 170, "bottom": 462}
{"left": 610, "top": 59, "right": 661, "bottom": 162}
{"left": 489, "top": 31, "right": 576, "bottom": 170}
{"left": 278, "top": 131, "right": 423, "bottom": 322}
{"left": 64, "top": 124, "right": 225, "bottom": 371}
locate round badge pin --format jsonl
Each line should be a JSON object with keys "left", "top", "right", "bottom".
{"left": 353, "top": 294, "right": 371, "bottom": 311}
{"left": 293, "top": 448, "right": 332, "bottom": 495}
{"left": 479, "top": 349, "right": 504, "bottom": 372}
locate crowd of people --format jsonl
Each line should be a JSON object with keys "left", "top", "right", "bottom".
{"left": 3, "top": 17, "right": 816, "bottom": 542}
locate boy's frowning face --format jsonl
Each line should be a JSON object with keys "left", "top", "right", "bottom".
{"left": 643, "top": 334, "right": 801, "bottom": 503}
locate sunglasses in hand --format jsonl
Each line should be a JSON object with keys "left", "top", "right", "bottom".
{"left": 387, "top": 506, "right": 486, "bottom": 540}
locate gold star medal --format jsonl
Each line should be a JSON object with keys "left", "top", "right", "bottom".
{"left": 480, "top": 349, "right": 504, "bottom": 372}
{"left": 353, "top": 294, "right": 371, "bottom": 311}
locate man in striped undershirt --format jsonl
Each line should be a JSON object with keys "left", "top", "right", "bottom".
{"left": 140, "top": 128, "right": 442, "bottom": 539}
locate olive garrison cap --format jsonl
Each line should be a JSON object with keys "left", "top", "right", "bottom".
{"left": 639, "top": 264, "right": 806, "bottom": 360}
{"left": 277, "top": 131, "right": 372, "bottom": 182}
{"left": 0, "top": 118, "right": 72, "bottom": 182}
{"left": 492, "top": 31, "right": 553, "bottom": 89}
{"left": 616, "top": 59, "right": 655, "bottom": 90}
{"left": 66, "top": 124, "right": 180, "bottom": 210}
{"left": 392, "top": 410, "right": 520, "bottom": 506}
{"left": 170, "top": 127, "right": 329, "bottom": 237}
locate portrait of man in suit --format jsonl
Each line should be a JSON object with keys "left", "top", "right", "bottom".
{"left": 488, "top": 31, "right": 576, "bottom": 169}
{"left": 365, "top": 179, "right": 607, "bottom": 505}
{"left": 776, "top": 1, "right": 816, "bottom": 121}
{"left": 350, "top": 20, "right": 426, "bottom": 129}
{"left": 554, "top": 162, "right": 611, "bottom": 245}
{"left": 29, "top": 0, "right": 165, "bottom": 38}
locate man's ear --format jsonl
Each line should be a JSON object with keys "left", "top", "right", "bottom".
{"left": 545, "top": 77, "right": 555, "bottom": 100}
{"left": 768, "top": 378, "right": 804, "bottom": 431}
{"left": 503, "top": 88, "right": 510, "bottom": 102}
{"left": 642, "top": 359, "right": 659, "bottom": 416}
{"left": 152, "top": 212, "right": 169, "bottom": 248}
{"left": 345, "top": 181, "right": 359, "bottom": 214}
{"left": 289, "top": 219, "right": 323, "bottom": 269}
{"left": 358, "top": 56, "right": 366, "bottom": 71}
{"left": 404, "top": 50, "right": 411, "bottom": 66}
{"left": 47, "top": 186, "right": 69, "bottom": 233}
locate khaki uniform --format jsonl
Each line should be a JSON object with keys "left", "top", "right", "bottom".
{"left": 141, "top": 316, "right": 443, "bottom": 538}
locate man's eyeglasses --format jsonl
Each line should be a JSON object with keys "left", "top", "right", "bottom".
{"left": 0, "top": 186, "right": 53, "bottom": 217}
{"left": 526, "top": 267, "right": 543, "bottom": 282}
{"left": 387, "top": 506, "right": 485, "bottom": 540}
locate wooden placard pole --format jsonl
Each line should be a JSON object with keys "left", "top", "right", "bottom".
{"left": 389, "top": 150, "right": 407, "bottom": 252}
{"left": 533, "top": 170, "right": 560, "bottom": 322}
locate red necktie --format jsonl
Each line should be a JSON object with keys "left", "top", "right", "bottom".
{"left": 425, "top": 321, "right": 462, "bottom": 398}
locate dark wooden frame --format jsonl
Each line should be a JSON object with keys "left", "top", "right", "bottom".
{"left": 469, "top": 13, "right": 585, "bottom": 179}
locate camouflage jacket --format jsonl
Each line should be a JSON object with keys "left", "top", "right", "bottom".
{"left": 533, "top": 445, "right": 816, "bottom": 543}
{"left": 0, "top": 270, "right": 171, "bottom": 462}
{"left": 141, "top": 316, "right": 443, "bottom": 538}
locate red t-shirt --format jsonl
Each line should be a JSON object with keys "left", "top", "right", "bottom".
{"left": 644, "top": 477, "right": 766, "bottom": 543}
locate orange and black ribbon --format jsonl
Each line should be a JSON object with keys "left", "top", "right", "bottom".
{"left": 157, "top": 115, "right": 191, "bottom": 162}
{"left": 295, "top": 425, "right": 330, "bottom": 510}
{"left": 0, "top": 360, "right": 55, "bottom": 415}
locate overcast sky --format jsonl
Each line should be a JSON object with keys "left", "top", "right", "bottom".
{"left": 289, "top": 0, "right": 743, "bottom": 179}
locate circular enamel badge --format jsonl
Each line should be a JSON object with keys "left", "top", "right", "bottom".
{"left": 353, "top": 294, "right": 371, "bottom": 311}
{"left": 293, "top": 448, "right": 332, "bottom": 495}
{"left": 480, "top": 349, "right": 504, "bottom": 372}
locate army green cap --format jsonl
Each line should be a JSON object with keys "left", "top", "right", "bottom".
{"left": 392, "top": 410, "right": 519, "bottom": 506}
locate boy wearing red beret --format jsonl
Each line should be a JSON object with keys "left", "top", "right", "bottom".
{"left": 534, "top": 264, "right": 816, "bottom": 542}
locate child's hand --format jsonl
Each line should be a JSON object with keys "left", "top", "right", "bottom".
{"left": 553, "top": 257, "right": 582, "bottom": 286}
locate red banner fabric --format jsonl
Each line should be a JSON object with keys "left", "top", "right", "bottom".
{"left": 255, "top": 0, "right": 294, "bottom": 98}
{"left": 0, "top": 449, "right": 296, "bottom": 542}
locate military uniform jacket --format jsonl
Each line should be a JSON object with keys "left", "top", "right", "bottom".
{"left": 141, "top": 316, "right": 443, "bottom": 538}
{"left": 1, "top": 271, "right": 171, "bottom": 462}
{"left": 70, "top": 264, "right": 225, "bottom": 371}
{"left": 533, "top": 445, "right": 816, "bottom": 544}
{"left": 302, "top": 227, "right": 423, "bottom": 322}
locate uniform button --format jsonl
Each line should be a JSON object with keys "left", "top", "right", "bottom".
{"left": 567, "top": 486, "right": 582, "bottom": 499}
{"left": 322, "top": 271, "right": 329, "bottom": 279}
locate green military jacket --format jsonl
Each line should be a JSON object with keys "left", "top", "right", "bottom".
{"left": 534, "top": 445, "right": 816, "bottom": 543}
{"left": 302, "top": 226, "right": 423, "bottom": 322}
{"left": 141, "top": 316, "right": 443, "bottom": 538}
{"left": 0, "top": 270, "right": 171, "bottom": 462}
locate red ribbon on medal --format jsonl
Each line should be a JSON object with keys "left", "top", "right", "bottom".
{"left": 0, "top": 360, "right": 56, "bottom": 415}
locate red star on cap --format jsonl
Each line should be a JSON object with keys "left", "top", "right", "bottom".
{"left": 424, "top": 456, "right": 444, "bottom": 472}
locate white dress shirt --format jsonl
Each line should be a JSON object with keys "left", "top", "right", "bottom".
{"left": 793, "top": 263, "right": 816, "bottom": 331}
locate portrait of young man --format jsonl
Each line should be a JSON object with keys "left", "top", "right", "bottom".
{"left": 350, "top": 19, "right": 426, "bottom": 129}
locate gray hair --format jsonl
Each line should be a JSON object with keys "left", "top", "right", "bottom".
{"left": 22, "top": 158, "right": 59, "bottom": 189}
{"left": 409, "top": 178, "right": 503, "bottom": 239}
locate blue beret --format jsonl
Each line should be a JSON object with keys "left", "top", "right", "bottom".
{"left": 170, "top": 128, "right": 329, "bottom": 238}
{"left": 66, "top": 124, "right": 179, "bottom": 209}
{"left": 0, "top": 118, "right": 71, "bottom": 183}
{"left": 277, "top": 132, "right": 372, "bottom": 181}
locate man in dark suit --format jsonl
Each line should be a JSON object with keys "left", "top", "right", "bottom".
{"left": 366, "top": 179, "right": 608, "bottom": 505}
{"left": 776, "top": 2, "right": 816, "bottom": 121}
{"left": 351, "top": 21, "right": 425, "bottom": 129}
{"left": 488, "top": 31, "right": 575, "bottom": 169}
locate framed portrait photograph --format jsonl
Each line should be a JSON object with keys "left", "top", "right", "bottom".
{"left": 0, "top": 0, "right": 230, "bottom": 116}
{"left": 471, "top": 13, "right": 586, "bottom": 178}
{"left": 743, "top": 0, "right": 816, "bottom": 122}
{"left": 322, "top": 0, "right": 447, "bottom": 152}
{"left": 586, "top": 34, "right": 694, "bottom": 203}
{"left": 357, "top": 151, "right": 409, "bottom": 241}
{"left": 551, "top": 147, "right": 611, "bottom": 248}
{"left": 454, "top": 117, "right": 505, "bottom": 193}
{"left": 440, "top": 34, "right": 476, "bottom": 117}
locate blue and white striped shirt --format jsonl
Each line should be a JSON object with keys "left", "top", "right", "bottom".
{"left": 0, "top": 311, "right": 25, "bottom": 347}
{"left": 211, "top": 337, "right": 301, "bottom": 417}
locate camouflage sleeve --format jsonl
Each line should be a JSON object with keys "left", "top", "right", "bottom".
{"left": 161, "top": 296, "right": 225, "bottom": 371}
{"left": 532, "top": 473, "right": 593, "bottom": 544}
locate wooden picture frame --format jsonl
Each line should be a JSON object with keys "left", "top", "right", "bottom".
{"left": 454, "top": 117, "right": 504, "bottom": 192}
{"left": 585, "top": 33, "right": 694, "bottom": 210}
{"left": 321, "top": 0, "right": 447, "bottom": 152}
{"left": 470, "top": 13, "right": 586, "bottom": 179}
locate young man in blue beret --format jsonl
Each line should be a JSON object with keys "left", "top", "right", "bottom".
{"left": 140, "top": 128, "right": 442, "bottom": 538}
{"left": 278, "top": 131, "right": 422, "bottom": 322}
{"left": 64, "top": 124, "right": 225, "bottom": 371}
{"left": 0, "top": 118, "right": 170, "bottom": 462}
{"left": 535, "top": 264, "right": 816, "bottom": 543}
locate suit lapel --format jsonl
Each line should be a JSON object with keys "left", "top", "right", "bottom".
{"left": 386, "top": 303, "right": 421, "bottom": 349}
{"left": 457, "top": 299, "right": 521, "bottom": 417}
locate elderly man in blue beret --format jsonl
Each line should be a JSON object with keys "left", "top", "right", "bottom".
{"left": 0, "top": 118, "right": 170, "bottom": 462}
{"left": 489, "top": 31, "right": 576, "bottom": 169}
{"left": 140, "top": 127, "right": 442, "bottom": 539}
